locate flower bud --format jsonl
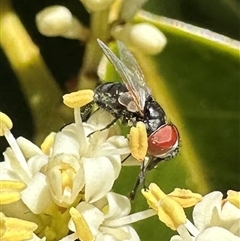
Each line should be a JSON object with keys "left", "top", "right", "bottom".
{"left": 112, "top": 23, "right": 167, "bottom": 55}
{"left": 36, "top": 6, "right": 73, "bottom": 37}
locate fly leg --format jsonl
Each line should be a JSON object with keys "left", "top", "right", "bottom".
{"left": 87, "top": 117, "right": 120, "bottom": 137}
{"left": 129, "top": 159, "right": 147, "bottom": 201}
{"left": 80, "top": 101, "right": 94, "bottom": 122}
{"left": 121, "top": 154, "right": 131, "bottom": 163}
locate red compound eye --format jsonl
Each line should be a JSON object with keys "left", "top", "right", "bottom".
{"left": 148, "top": 124, "right": 179, "bottom": 157}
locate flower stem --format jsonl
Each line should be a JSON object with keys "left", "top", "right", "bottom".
{"left": 0, "top": 0, "right": 64, "bottom": 144}
{"left": 78, "top": 9, "right": 110, "bottom": 90}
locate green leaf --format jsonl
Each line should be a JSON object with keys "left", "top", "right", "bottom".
{"left": 113, "top": 11, "right": 239, "bottom": 241}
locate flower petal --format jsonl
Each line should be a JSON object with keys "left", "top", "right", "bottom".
{"left": 71, "top": 202, "right": 104, "bottom": 237}
{"left": 21, "top": 172, "right": 53, "bottom": 214}
{"left": 51, "top": 131, "right": 80, "bottom": 158}
{"left": 3, "top": 148, "right": 31, "bottom": 183}
{"left": 103, "top": 192, "right": 131, "bottom": 219}
{"left": 17, "top": 137, "right": 43, "bottom": 159}
{"left": 27, "top": 155, "right": 48, "bottom": 175}
{"left": 196, "top": 227, "right": 239, "bottom": 241}
{"left": 193, "top": 191, "right": 223, "bottom": 231}
{"left": 83, "top": 157, "right": 115, "bottom": 203}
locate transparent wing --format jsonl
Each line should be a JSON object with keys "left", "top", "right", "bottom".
{"left": 97, "top": 39, "right": 150, "bottom": 113}
{"left": 117, "top": 40, "right": 151, "bottom": 96}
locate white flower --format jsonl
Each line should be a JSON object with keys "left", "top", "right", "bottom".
{"left": 170, "top": 191, "right": 240, "bottom": 241}
{"left": 0, "top": 96, "right": 130, "bottom": 241}
{"left": 47, "top": 108, "right": 130, "bottom": 207}
{"left": 61, "top": 192, "right": 156, "bottom": 241}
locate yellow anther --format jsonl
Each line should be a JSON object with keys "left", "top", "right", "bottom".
{"left": 70, "top": 207, "right": 94, "bottom": 241}
{"left": 168, "top": 188, "right": 202, "bottom": 208}
{"left": 158, "top": 196, "right": 187, "bottom": 230}
{"left": 0, "top": 180, "right": 26, "bottom": 190}
{"left": 0, "top": 192, "right": 22, "bottom": 205}
{"left": 0, "top": 212, "right": 7, "bottom": 238}
{"left": 0, "top": 112, "right": 13, "bottom": 136}
{"left": 142, "top": 183, "right": 167, "bottom": 211}
{"left": 0, "top": 180, "right": 26, "bottom": 205}
{"left": 41, "top": 132, "right": 56, "bottom": 155}
{"left": 0, "top": 213, "right": 38, "bottom": 241}
{"left": 227, "top": 190, "right": 240, "bottom": 209}
{"left": 129, "top": 121, "right": 148, "bottom": 162}
{"left": 63, "top": 89, "right": 94, "bottom": 108}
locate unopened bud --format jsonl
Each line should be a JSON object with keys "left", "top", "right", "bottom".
{"left": 36, "top": 6, "right": 73, "bottom": 37}
{"left": 112, "top": 23, "right": 167, "bottom": 55}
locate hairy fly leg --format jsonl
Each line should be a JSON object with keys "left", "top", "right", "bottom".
{"left": 129, "top": 158, "right": 148, "bottom": 201}
{"left": 80, "top": 101, "right": 94, "bottom": 122}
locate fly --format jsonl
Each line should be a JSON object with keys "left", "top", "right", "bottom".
{"left": 94, "top": 39, "right": 180, "bottom": 199}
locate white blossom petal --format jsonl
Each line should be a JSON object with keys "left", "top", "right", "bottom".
{"left": 17, "top": 137, "right": 43, "bottom": 159}
{"left": 217, "top": 201, "right": 240, "bottom": 236}
{"left": 196, "top": 227, "right": 239, "bottom": 241}
{"left": 3, "top": 148, "right": 31, "bottom": 183}
{"left": 103, "top": 192, "right": 131, "bottom": 219}
{"left": 99, "top": 226, "right": 131, "bottom": 240}
{"left": 122, "top": 225, "right": 141, "bottom": 241}
{"left": 21, "top": 172, "right": 53, "bottom": 214}
{"left": 193, "top": 191, "right": 223, "bottom": 231}
{"left": 27, "top": 155, "right": 48, "bottom": 175}
{"left": 83, "top": 157, "right": 115, "bottom": 203}
{"left": 51, "top": 131, "right": 80, "bottom": 158}
{"left": 106, "top": 155, "right": 122, "bottom": 179}
{"left": 170, "top": 235, "right": 195, "bottom": 241}
{"left": 87, "top": 109, "right": 114, "bottom": 129}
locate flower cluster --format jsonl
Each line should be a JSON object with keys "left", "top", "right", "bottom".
{"left": 142, "top": 183, "right": 240, "bottom": 241}
{"left": 0, "top": 90, "right": 156, "bottom": 241}
{"left": 1, "top": 92, "right": 239, "bottom": 240}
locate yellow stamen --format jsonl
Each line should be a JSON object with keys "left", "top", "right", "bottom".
{"left": 0, "top": 212, "right": 7, "bottom": 237}
{"left": 0, "top": 180, "right": 26, "bottom": 205}
{"left": 0, "top": 112, "right": 13, "bottom": 136}
{"left": 70, "top": 207, "right": 94, "bottom": 241}
{"left": 142, "top": 183, "right": 166, "bottom": 211}
{"left": 41, "top": 132, "right": 56, "bottom": 155}
{"left": 0, "top": 180, "right": 26, "bottom": 190}
{"left": 168, "top": 188, "right": 202, "bottom": 208}
{"left": 129, "top": 121, "right": 148, "bottom": 162}
{"left": 158, "top": 197, "right": 187, "bottom": 230}
{"left": 63, "top": 90, "right": 94, "bottom": 108}
{"left": 0, "top": 212, "right": 38, "bottom": 241}
{"left": 227, "top": 190, "right": 240, "bottom": 209}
